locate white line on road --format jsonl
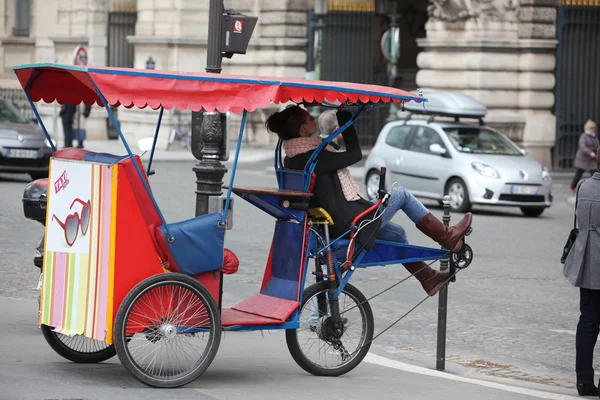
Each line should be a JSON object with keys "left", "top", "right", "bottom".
{"left": 364, "top": 353, "right": 579, "bottom": 400}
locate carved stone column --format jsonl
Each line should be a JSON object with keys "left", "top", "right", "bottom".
{"left": 416, "top": 0, "right": 559, "bottom": 168}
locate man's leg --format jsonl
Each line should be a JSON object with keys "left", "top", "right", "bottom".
{"left": 62, "top": 120, "right": 73, "bottom": 148}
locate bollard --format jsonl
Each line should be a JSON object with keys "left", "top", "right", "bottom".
{"left": 436, "top": 195, "right": 451, "bottom": 371}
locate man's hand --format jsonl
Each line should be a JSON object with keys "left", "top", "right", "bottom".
{"left": 591, "top": 152, "right": 597, "bottom": 159}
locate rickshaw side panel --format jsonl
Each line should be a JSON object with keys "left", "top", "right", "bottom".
{"left": 39, "top": 158, "right": 118, "bottom": 342}
{"left": 111, "top": 163, "right": 167, "bottom": 338}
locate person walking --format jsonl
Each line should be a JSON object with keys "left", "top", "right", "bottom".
{"left": 59, "top": 102, "right": 91, "bottom": 149}
{"left": 563, "top": 144, "right": 600, "bottom": 397}
{"left": 570, "top": 120, "right": 598, "bottom": 193}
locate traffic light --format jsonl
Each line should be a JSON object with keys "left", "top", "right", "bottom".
{"left": 221, "top": 10, "right": 258, "bottom": 59}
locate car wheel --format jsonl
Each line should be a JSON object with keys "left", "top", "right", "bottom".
{"left": 365, "top": 169, "right": 381, "bottom": 201}
{"left": 445, "top": 178, "right": 471, "bottom": 213}
{"left": 520, "top": 206, "right": 545, "bottom": 217}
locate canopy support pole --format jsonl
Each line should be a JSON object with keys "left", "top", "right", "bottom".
{"left": 90, "top": 80, "right": 174, "bottom": 240}
{"left": 23, "top": 89, "right": 57, "bottom": 152}
{"left": 222, "top": 110, "right": 247, "bottom": 226}
{"left": 147, "top": 106, "right": 164, "bottom": 176}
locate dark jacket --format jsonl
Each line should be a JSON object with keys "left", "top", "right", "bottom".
{"left": 60, "top": 103, "right": 91, "bottom": 123}
{"left": 283, "top": 112, "right": 381, "bottom": 251}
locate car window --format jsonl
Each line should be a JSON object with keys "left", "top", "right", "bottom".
{"left": 407, "top": 126, "right": 445, "bottom": 154}
{"left": 385, "top": 125, "right": 411, "bottom": 149}
{"left": 443, "top": 127, "right": 522, "bottom": 155}
{"left": 0, "top": 100, "right": 27, "bottom": 124}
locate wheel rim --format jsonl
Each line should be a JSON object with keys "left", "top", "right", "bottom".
{"left": 366, "top": 173, "right": 380, "bottom": 200}
{"left": 295, "top": 289, "right": 368, "bottom": 370}
{"left": 447, "top": 182, "right": 465, "bottom": 209}
{"left": 55, "top": 332, "right": 112, "bottom": 354}
{"left": 120, "top": 281, "right": 217, "bottom": 382}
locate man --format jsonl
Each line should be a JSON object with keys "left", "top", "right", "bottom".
{"left": 59, "top": 102, "right": 91, "bottom": 148}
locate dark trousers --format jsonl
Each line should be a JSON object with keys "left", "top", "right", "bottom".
{"left": 576, "top": 288, "right": 600, "bottom": 382}
{"left": 571, "top": 169, "right": 594, "bottom": 190}
{"left": 62, "top": 118, "right": 73, "bottom": 148}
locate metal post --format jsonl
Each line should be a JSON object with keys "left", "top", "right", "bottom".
{"left": 191, "top": 0, "right": 227, "bottom": 217}
{"left": 436, "top": 195, "right": 451, "bottom": 371}
{"left": 386, "top": 4, "right": 400, "bottom": 122}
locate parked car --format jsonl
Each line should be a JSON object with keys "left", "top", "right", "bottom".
{"left": 363, "top": 92, "right": 553, "bottom": 217}
{"left": 0, "top": 98, "right": 54, "bottom": 180}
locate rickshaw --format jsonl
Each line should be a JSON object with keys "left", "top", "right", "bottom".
{"left": 14, "top": 63, "right": 474, "bottom": 388}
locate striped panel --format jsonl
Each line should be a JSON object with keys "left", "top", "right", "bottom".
{"left": 39, "top": 163, "right": 116, "bottom": 342}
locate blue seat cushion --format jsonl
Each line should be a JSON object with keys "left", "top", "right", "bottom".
{"left": 157, "top": 213, "right": 226, "bottom": 276}
{"left": 82, "top": 152, "right": 128, "bottom": 164}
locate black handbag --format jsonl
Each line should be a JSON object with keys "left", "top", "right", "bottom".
{"left": 561, "top": 182, "right": 582, "bottom": 264}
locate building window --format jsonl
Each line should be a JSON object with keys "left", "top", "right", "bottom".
{"left": 13, "top": 0, "right": 31, "bottom": 37}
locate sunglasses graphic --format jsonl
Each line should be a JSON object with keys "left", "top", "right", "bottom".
{"left": 51, "top": 198, "right": 91, "bottom": 247}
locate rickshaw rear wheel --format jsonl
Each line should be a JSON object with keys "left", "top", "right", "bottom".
{"left": 113, "top": 273, "right": 221, "bottom": 388}
{"left": 40, "top": 324, "right": 116, "bottom": 363}
{"left": 286, "top": 281, "right": 374, "bottom": 377}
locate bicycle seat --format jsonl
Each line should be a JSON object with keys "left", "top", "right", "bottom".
{"left": 308, "top": 207, "right": 334, "bottom": 226}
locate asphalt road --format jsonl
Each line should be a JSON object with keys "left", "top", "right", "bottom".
{"left": 0, "top": 160, "right": 588, "bottom": 399}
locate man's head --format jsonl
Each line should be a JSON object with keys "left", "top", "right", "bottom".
{"left": 318, "top": 109, "right": 339, "bottom": 136}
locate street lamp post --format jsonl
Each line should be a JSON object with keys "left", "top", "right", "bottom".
{"left": 376, "top": 0, "right": 401, "bottom": 122}
{"left": 191, "top": 0, "right": 227, "bottom": 217}
{"left": 312, "top": 0, "right": 328, "bottom": 81}
{"left": 191, "top": 0, "right": 257, "bottom": 217}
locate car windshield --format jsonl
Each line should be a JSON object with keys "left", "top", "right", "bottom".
{"left": 0, "top": 99, "right": 28, "bottom": 124}
{"left": 443, "top": 127, "right": 522, "bottom": 155}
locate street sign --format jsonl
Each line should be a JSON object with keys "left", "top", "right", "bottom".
{"left": 73, "top": 46, "right": 88, "bottom": 66}
{"left": 233, "top": 19, "right": 243, "bottom": 33}
{"left": 221, "top": 12, "right": 258, "bottom": 58}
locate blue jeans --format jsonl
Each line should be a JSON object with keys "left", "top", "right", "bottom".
{"left": 372, "top": 187, "right": 429, "bottom": 245}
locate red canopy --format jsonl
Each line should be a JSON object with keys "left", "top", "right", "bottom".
{"left": 14, "top": 63, "right": 425, "bottom": 114}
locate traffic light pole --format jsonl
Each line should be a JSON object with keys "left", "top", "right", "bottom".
{"left": 192, "top": 0, "right": 226, "bottom": 217}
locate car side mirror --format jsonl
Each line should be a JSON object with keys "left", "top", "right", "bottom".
{"left": 429, "top": 143, "right": 447, "bottom": 156}
{"left": 519, "top": 147, "right": 528, "bottom": 155}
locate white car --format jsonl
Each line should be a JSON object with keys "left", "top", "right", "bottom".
{"left": 363, "top": 92, "right": 553, "bottom": 217}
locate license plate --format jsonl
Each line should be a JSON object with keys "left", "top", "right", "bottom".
{"left": 510, "top": 185, "right": 539, "bottom": 195}
{"left": 7, "top": 149, "right": 38, "bottom": 159}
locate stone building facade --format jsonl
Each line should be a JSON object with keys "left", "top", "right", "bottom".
{"left": 0, "top": 0, "right": 596, "bottom": 170}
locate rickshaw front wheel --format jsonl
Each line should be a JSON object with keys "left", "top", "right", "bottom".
{"left": 113, "top": 273, "right": 221, "bottom": 388}
{"left": 286, "top": 281, "right": 374, "bottom": 377}
{"left": 40, "top": 324, "right": 116, "bottom": 363}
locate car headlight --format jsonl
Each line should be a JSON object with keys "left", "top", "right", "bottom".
{"left": 34, "top": 249, "right": 42, "bottom": 258}
{"left": 542, "top": 166, "right": 551, "bottom": 182}
{"left": 471, "top": 162, "right": 501, "bottom": 179}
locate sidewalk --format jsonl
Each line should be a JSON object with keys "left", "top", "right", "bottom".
{"left": 78, "top": 139, "right": 274, "bottom": 164}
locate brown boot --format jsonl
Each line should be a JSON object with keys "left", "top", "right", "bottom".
{"left": 416, "top": 212, "right": 473, "bottom": 252}
{"left": 403, "top": 261, "right": 449, "bottom": 296}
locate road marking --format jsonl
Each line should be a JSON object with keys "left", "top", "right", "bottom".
{"left": 364, "top": 353, "right": 579, "bottom": 400}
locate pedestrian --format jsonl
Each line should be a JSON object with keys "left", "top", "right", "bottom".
{"left": 266, "top": 105, "right": 473, "bottom": 296}
{"left": 563, "top": 144, "right": 600, "bottom": 397}
{"left": 59, "top": 102, "right": 91, "bottom": 149}
{"left": 570, "top": 119, "right": 598, "bottom": 193}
